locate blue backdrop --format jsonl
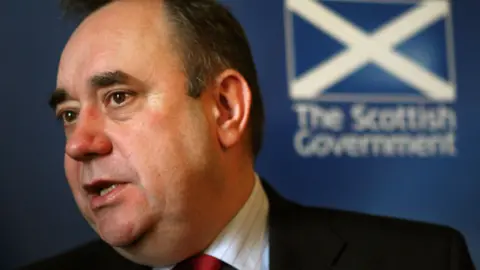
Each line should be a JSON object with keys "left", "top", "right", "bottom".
{"left": 1, "top": 0, "right": 478, "bottom": 269}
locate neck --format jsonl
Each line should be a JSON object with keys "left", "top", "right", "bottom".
{"left": 221, "top": 157, "right": 256, "bottom": 221}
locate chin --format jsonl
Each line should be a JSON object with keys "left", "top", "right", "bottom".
{"left": 95, "top": 214, "right": 153, "bottom": 248}
{"left": 108, "top": 223, "right": 191, "bottom": 267}
{"left": 98, "top": 223, "right": 138, "bottom": 247}
{"left": 112, "top": 239, "right": 185, "bottom": 268}
{"left": 110, "top": 230, "right": 168, "bottom": 267}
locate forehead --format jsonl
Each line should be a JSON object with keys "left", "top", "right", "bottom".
{"left": 58, "top": 0, "right": 179, "bottom": 88}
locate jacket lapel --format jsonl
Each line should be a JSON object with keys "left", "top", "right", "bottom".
{"left": 262, "top": 180, "right": 347, "bottom": 270}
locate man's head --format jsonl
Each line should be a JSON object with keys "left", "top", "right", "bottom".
{"left": 51, "top": 0, "right": 264, "bottom": 266}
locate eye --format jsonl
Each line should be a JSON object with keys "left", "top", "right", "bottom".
{"left": 58, "top": 110, "right": 78, "bottom": 125}
{"left": 106, "top": 91, "right": 133, "bottom": 107}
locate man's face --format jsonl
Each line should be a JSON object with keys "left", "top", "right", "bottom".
{"left": 54, "top": 1, "right": 226, "bottom": 263}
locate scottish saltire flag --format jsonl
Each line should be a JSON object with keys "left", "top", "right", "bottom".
{"left": 285, "top": 0, "right": 456, "bottom": 103}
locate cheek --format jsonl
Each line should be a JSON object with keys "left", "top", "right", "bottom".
{"left": 126, "top": 110, "right": 206, "bottom": 197}
{"left": 128, "top": 128, "right": 184, "bottom": 193}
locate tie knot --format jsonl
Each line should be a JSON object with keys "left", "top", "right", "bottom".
{"left": 173, "top": 254, "right": 223, "bottom": 270}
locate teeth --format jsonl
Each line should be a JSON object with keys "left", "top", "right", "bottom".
{"left": 99, "top": 184, "right": 117, "bottom": 196}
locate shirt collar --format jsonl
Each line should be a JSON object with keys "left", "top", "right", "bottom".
{"left": 204, "top": 174, "right": 269, "bottom": 269}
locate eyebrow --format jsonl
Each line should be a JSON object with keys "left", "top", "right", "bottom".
{"left": 90, "top": 70, "right": 129, "bottom": 88}
{"left": 48, "top": 88, "right": 71, "bottom": 110}
{"left": 48, "top": 70, "right": 130, "bottom": 110}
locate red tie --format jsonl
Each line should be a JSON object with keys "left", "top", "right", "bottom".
{"left": 173, "top": 254, "right": 223, "bottom": 270}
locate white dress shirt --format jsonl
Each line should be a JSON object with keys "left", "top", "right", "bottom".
{"left": 154, "top": 174, "right": 270, "bottom": 270}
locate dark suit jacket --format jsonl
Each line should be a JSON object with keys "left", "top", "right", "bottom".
{"left": 18, "top": 181, "right": 476, "bottom": 270}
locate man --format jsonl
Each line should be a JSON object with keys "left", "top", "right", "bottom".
{"left": 20, "top": 0, "right": 475, "bottom": 269}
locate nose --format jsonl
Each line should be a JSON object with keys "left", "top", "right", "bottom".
{"left": 65, "top": 111, "right": 113, "bottom": 162}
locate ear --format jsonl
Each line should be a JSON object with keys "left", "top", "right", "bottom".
{"left": 211, "top": 69, "right": 252, "bottom": 150}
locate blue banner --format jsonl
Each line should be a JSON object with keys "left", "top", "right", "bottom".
{"left": 227, "top": 0, "right": 479, "bottom": 267}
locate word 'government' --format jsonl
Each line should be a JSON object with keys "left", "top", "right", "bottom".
{"left": 293, "top": 103, "right": 457, "bottom": 158}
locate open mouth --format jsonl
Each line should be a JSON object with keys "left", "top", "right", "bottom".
{"left": 99, "top": 184, "right": 118, "bottom": 196}
{"left": 84, "top": 181, "right": 126, "bottom": 197}
{"left": 85, "top": 181, "right": 129, "bottom": 210}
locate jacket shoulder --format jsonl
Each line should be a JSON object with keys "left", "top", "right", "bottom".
{"left": 298, "top": 204, "right": 474, "bottom": 269}
{"left": 264, "top": 180, "right": 474, "bottom": 268}
{"left": 310, "top": 205, "right": 461, "bottom": 242}
{"left": 17, "top": 239, "right": 139, "bottom": 270}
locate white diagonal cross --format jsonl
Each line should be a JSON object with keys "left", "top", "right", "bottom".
{"left": 287, "top": 0, "right": 455, "bottom": 101}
